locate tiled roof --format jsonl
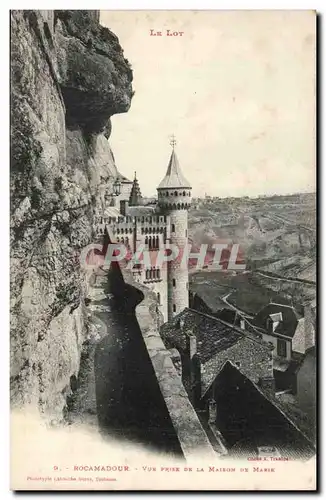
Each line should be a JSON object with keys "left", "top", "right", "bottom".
{"left": 161, "top": 308, "right": 244, "bottom": 364}
{"left": 157, "top": 149, "right": 191, "bottom": 189}
{"left": 191, "top": 284, "right": 228, "bottom": 313}
{"left": 214, "top": 361, "right": 315, "bottom": 456}
{"left": 252, "top": 303, "right": 302, "bottom": 339}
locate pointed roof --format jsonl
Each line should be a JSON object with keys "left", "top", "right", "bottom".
{"left": 158, "top": 149, "right": 191, "bottom": 190}
{"left": 129, "top": 171, "right": 143, "bottom": 206}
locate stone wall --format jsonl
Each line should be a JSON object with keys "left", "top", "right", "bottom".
{"left": 167, "top": 209, "right": 189, "bottom": 319}
{"left": 123, "top": 270, "right": 216, "bottom": 459}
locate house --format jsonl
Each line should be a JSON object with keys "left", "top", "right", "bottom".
{"left": 253, "top": 302, "right": 315, "bottom": 358}
{"left": 161, "top": 308, "right": 274, "bottom": 406}
{"left": 201, "top": 361, "right": 315, "bottom": 460}
{"left": 250, "top": 302, "right": 315, "bottom": 391}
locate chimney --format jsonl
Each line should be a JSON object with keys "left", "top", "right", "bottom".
{"left": 258, "top": 375, "right": 275, "bottom": 397}
{"left": 186, "top": 333, "right": 201, "bottom": 407}
{"left": 120, "top": 200, "right": 129, "bottom": 216}
{"left": 208, "top": 399, "right": 217, "bottom": 424}
{"left": 187, "top": 333, "right": 197, "bottom": 359}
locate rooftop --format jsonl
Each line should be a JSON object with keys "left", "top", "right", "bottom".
{"left": 157, "top": 149, "right": 191, "bottom": 190}
{"left": 161, "top": 308, "right": 244, "bottom": 364}
{"left": 212, "top": 361, "right": 315, "bottom": 459}
{"left": 161, "top": 308, "right": 271, "bottom": 365}
{"left": 253, "top": 302, "right": 302, "bottom": 339}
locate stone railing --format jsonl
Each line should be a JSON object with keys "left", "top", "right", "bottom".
{"left": 122, "top": 269, "right": 216, "bottom": 460}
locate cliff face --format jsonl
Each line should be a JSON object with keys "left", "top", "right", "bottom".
{"left": 10, "top": 10, "right": 133, "bottom": 421}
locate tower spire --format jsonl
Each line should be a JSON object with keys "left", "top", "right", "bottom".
{"left": 129, "top": 171, "right": 143, "bottom": 206}
{"left": 170, "top": 134, "right": 177, "bottom": 150}
{"left": 157, "top": 137, "right": 191, "bottom": 190}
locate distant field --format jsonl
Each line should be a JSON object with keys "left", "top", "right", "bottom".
{"left": 190, "top": 270, "right": 291, "bottom": 316}
{"left": 189, "top": 192, "right": 316, "bottom": 282}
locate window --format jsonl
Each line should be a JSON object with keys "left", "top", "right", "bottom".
{"left": 173, "top": 304, "right": 176, "bottom": 312}
{"left": 173, "top": 279, "right": 176, "bottom": 287}
{"left": 277, "top": 339, "right": 287, "bottom": 357}
{"left": 171, "top": 223, "right": 175, "bottom": 233}
{"left": 235, "top": 361, "right": 241, "bottom": 368}
{"left": 157, "top": 292, "right": 161, "bottom": 304}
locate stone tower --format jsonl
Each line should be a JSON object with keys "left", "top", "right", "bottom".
{"left": 157, "top": 139, "right": 192, "bottom": 320}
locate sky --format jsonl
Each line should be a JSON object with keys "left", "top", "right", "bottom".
{"left": 100, "top": 10, "right": 316, "bottom": 198}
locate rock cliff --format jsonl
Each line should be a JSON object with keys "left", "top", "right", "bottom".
{"left": 10, "top": 10, "right": 133, "bottom": 422}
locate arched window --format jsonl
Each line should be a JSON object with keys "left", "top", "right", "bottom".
{"left": 174, "top": 191, "right": 178, "bottom": 196}
{"left": 149, "top": 236, "right": 152, "bottom": 250}
{"left": 145, "top": 236, "right": 148, "bottom": 245}
{"left": 183, "top": 191, "right": 186, "bottom": 196}
{"left": 166, "top": 191, "right": 168, "bottom": 196}
{"left": 156, "top": 236, "right": 159, "bottom": 249}
{"left": 157, "top": 292, "right": 161, "bottom": 304}
{"left": 121, "top": 237, "right": 124, "bottom": 244}
{"left": 157, "top": 269, "right": 161, "bottom": 279}
{"left": 173, "top": 304, "right": 176, "bottom": 312}
{"left": 171, "top": 223, "right": 175, "bottom": 233}
{"left": 173, "top": 278, "right": 176, "bottom": 287}
{"left": 145, "top": 269, "right": 150, "bottom": 280}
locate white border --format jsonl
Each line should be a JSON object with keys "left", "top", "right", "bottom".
{"left": 2, "top": 2, "right": 323, "bottom": 499}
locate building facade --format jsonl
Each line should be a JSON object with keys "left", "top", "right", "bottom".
{"left": 96, "top": 143, "right": 192, "bottom": 323}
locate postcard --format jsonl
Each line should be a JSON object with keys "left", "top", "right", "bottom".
{"left": 10, "top": 9, "right": 316, "bottom": 490}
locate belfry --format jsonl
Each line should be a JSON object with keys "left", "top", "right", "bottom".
{"left": 157, "top": 135, "right": 192, "bottom": 320}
